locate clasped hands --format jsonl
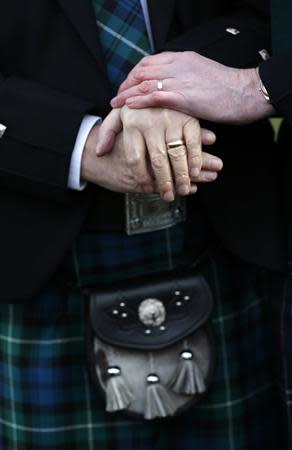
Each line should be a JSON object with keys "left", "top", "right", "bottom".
{"left": 81, "top": 102, "right": 223, "bottom": 203}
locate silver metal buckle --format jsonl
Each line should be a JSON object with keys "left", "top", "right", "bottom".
{"left": 125, "top": 193, "right": 186, "bottom": 235}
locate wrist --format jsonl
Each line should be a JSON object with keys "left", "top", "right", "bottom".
{"left": 68, "top": 115, "right": 100, "bottom": 190}
{"left": 243, "top": 68, "right": 275, "bottom": 122}
{"left": 226, "top": 68, "right": 275, "bottom": 124}
{"left": 258, "top": 70, "right": 271, "bottom": 103}
{"left": 81, "top": 122, "right": 103, "bottom": 183}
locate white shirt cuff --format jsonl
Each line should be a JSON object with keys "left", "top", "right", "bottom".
{"left": 68, "top": 115, "right": 101, "bottom": 190}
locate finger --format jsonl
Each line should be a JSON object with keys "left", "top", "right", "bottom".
{"left": 118, "top": 55, "right": 174, "bottom": 93}
{"left": 166, "top": 127, "right": 190, "bottom": 196}
{"left": 118, "top": 65, "right": 171, "bottom": 94}
{"left": 112, "top": 79, "right": 172, "bottom": 108}
{"left": 201, "top": 152, "right": 223, "bottom": 172}
{"left": 96, "top": 109, "right": 122, "bottom": 156}
{"left": 138, "top": 52, "right": 175, "bottom": 67}
{"left": 191, "top": 170, "right": 219, "bottom": 183}
{"left": 183, "top": 118, "right": 203, "bottom": 178}
{"left": 201, "top": 128, "right": 216, "bottom": 146}
{"left": 167, "top": 145, "right": 191, "bottom": 196}
{"left": 144, "top": 132, "right": 175, "bottom": 202}
{"left": 190, "top": 184, "right": 198, "bottom": 194}
{"left": 125, "top": 91, "right": 186, "bottom": 112}
{"left": 123, "top": 127, "right": 155, "bottom": 193}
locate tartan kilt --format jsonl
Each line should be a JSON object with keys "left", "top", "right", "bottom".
{"left": 0, "top": 225, "right": 286, "bottom": 450}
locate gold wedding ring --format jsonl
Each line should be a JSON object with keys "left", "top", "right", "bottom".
{"left": 166, "top": 139, "right": 185, "bottom": 150}
{"left": 157, "top": 80, "right": 163, "bottom": 90}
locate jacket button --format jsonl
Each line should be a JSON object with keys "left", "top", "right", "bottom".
{"left": 259, "top": 49, "right": 270, "bottom": 61}
{"left": 226, "top": 27, "right": 240, "bottom": 35}
{"left": 0, "top": 124, "right": 6, "bottom": 138}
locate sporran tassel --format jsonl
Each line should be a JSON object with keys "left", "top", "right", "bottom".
{"left": 169, "top": 350, "right": 206, "bottom": 395}
{"left": 105, "top": 366, "right": 133, "bottom": 413}
{"left": 145, "top": 374, "right": 177, "bottom": 420}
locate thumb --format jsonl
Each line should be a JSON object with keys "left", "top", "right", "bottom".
{"left": 96, "top": 109, "right": 123, "bottom": 156}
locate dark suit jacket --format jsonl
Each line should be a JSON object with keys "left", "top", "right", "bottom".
{"left": 0, "top": 0, "right": 286, "bottom": 301}
{"left": 259, "top": 45, "right": 292, "bottom": 266}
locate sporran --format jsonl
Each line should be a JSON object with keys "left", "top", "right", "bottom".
{"left": 86, "top": 270, "right": 215, "bottom": 420}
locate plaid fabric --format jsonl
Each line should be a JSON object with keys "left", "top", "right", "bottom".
{"left": 265, "top": 271, "right": 292, "bottom": 448}
{"left": 271, "top": 0, "right": 292, "bottom": 52}
{"left": 92, "top": 0, "right": 151, "bottom": 89}
{"left": 0, "top": 249, "right": 285, "bottom": 449}
{"left": 57, "top": 219, "right": 208, "bottom": 287}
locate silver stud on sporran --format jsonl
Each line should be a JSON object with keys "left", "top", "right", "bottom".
{"left": 147, "top": 373, "right": 160, "bottom": 384}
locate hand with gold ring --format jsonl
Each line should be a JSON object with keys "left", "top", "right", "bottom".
{"left": 166, "top": 139, "right": 222, "bottom": 195}
{"left": 111, "top": 52, "right": 274, "bottom": 124}
{"left": 96, "top": 106, "right": 223, "bottom": 202}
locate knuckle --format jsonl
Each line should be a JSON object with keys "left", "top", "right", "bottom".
{"left": 152, "top": 91, "right": 163, "bottom": 102}
{"left": 140, "top": 56, "right": 150, "bottom": 66}
{"left": 160, "top": 180, "right": 173, "bottom": 193}
{"left": 176, "top": 174, "right": 190, "bottom": 184}
{"left": 151, "top": 153, "right": 168, "bottom": 171}
{"left": 126, "top": 153, "right": 140, "bottom": 167}
{"left": 121, "top": 109, "right": 136, "bottom": 126}
{"left": 171, "top": 153, "right": 185, "bottom": 163}
{"left": 138, "top": 174, "right": 151, "bottom": 185}
{"left": 190, "top": 154, "right": 202, "bottom": 165}
{"left": 139, "top": 80, "right": 151, "bottom": 94}
{"left": 186, "top": 137, "right": 201, "bottom": 151}
{"left": 168, "top": 146, "right": 187, "bottom": 161}
{"left": 178, "top": 172, "right": 189, "bottom": 181}
{"left": 190, "top": 157, "right": 203, "bottom": 171}
{"left": 133, "top": 68, "right": 145, "bottom": 81}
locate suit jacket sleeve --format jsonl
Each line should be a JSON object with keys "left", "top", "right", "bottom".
{"left": 259, "top": 47, "right": 292, "bottom": 125}
{"left": 165, "top": 0, "right": 292, "bottom": 125}
{"left": 164, "top": 0, "right": 271, "bottom": 68}
{"left": 0, "top": 75, "right": 95, "bottom": 191}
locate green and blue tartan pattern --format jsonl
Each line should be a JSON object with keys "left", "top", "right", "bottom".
{"left": 92, "top": 0, "right": 151, "bottom": 89}
{"left": 0, "top": 249, "right": 286, "bottom": 450}
{"left": 58, "top": 221, "right": 206, "bottom": 287}
{"left": 271, "top": 0, "right": 292, "bottom": 52}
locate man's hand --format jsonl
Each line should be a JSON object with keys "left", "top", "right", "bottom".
{"left": 96, "top": 107, "right": 223, "bottom": 201}
{"left": 119, "top": 105, "right": 219, "bottom": 202}
{"left": 111, "top": 52, "right": 275, "bottom": 124}
{"left": 81, "top": 109, "right": 223, "bottom": 200}
{"left": 81, "top": 120, "right": 143, "bottom": 193}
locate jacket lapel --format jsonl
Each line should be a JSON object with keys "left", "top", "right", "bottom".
{"left": 58, "top": 0, "right": 107, "bottom": 76}
{"left": 147, "top": 0, "right": 175, "bottom": 50}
